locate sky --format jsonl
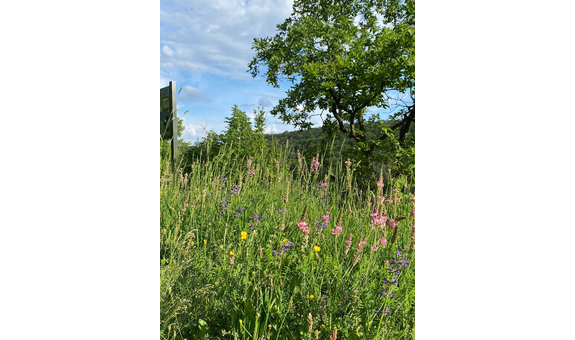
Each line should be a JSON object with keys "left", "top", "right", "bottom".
{"left": 160, "top": 0, "right": 298, "bottom": 143}
{"left": 160, "top": 0, "right": 402, "bottom": 144}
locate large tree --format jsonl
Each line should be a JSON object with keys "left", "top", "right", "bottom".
{"left": 249, "top": 0, "right": 415, "bottom": 162}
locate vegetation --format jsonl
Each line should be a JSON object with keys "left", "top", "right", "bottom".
{"left": 161, "top": 1, "right": 415, "bottom": 338}
{"left": 160, "top": 140, "right": 415, "bottom": 339}
{"left": 249, "top": 0, "right": 415, "bottom": 173}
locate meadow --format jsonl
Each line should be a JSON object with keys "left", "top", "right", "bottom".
{"left": 160, "top": 142, "right": 415, "bottom": 340}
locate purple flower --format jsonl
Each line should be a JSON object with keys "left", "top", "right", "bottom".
{"left": 272, "top": 250, "right": 276, "bottom": 255}
{"left": 384, "top": 307, "right": 390, "bottom": 315}
{"left": 248, "top": 214, "right": 261, "bottom": 222}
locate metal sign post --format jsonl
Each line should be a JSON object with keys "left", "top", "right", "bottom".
{"left": 160, "top": 81, "right": 178, "bottom": 171}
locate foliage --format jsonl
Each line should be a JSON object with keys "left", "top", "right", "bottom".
{"left": 249, "top": 0, "right": 415, "bottom": 177}
{"left": 160, "top": 141, "right": 415, "bottom": 340}
{"left": 184, "top": 105, "right": 281, "bottom": 172}
{"left": 160, "top": 2, "right": 417, "bottom": 336}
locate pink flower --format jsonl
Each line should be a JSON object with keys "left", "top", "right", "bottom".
{"left": 320, "top": 182, "right": 327, "bottom": 188}
{"left": 371, "top": 246, "right": 378, "bottom": 252}
{"left": 377, "top": 181, "right": 384, "bottom": 188}
{"left": 281, "top": 224, "right": 286, "bottom": 231}
{"left": 311, "top": 157, "right": 320, "bottom": 172}
{"left": 388, "top": 219, "right": 396, "bottom": 229}
{"left": 302, "top": 227, "right": 310, "bottom": 235}
{"left": 374, "top": 216, "right": 387, "bottom": 226}
{"left": 297, "top": 221, "right": 308, "bottom": 230}
{"left": 411, "top": 209, "right": 415, "bottom": 216}
{"left": 345, "top": 240, "right": 352, "bottom": 246}
{"left": 379, "top": 238, "right": 387, "bottom": 246}
{"left": 322, "top": 214, "right": 331, "bottom": 223}
{"left": 248, "top": 169, "right": 255, "bottom": 176}
{"left": 331, "top": 227, "right": 342, "bottom": 236}
{"left": 358, "top": 240, "right": 367, "bottom": 249}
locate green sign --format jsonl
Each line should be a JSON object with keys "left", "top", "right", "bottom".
{"left": 160, "top": 81, "right": 179, "bottom": 170}
{"left": 160, "top": 85, "right": 173, "bottom": 139}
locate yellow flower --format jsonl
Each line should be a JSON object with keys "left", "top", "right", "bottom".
{"left": 229, "top": 250, "right": 235, "bottom": 256}
{"left": 203, "top": 239, "right": 207, "bottom": 244}
{"left": 314, "top": 246, "right": 321, "bottom": 253}
{"left": 241, "top": 231, "right": 247, "bottom": 240}
{"left": 309, "top": 295, "right": 314, "bottom": 299}
{"left": 282, "top": 238, "right": 288, "bottom": 243}
{"left": 321, "top": 324, "right": 325, "bottom": 328}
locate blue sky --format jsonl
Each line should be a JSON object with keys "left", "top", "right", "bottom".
{"left": 160, "top": 0, "right": 298, "bottom": 143}
{"left": 160, "top": 0, "right": 404, "bottom": 144}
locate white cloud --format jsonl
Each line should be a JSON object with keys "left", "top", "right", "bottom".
{"left": 178, "top": 85, "right": 211, "bottom": 103}
{"left": 162, "top": 45, "right": 175, "bottom": 57}
{"left": 264, "top": 124, "right": 280, "bottom": 134}
{"left": 258, "top": 97, "right": 272, "bottom": 107}
{"left": 160, "top": 0, "right": 294, "bottom": 79}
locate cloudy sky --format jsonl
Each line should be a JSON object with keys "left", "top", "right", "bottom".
{"left": 160, "top": 0, "right": 295, "bottom": 143}
{"left": 160, "top": 0, "right": 400, "bottom": 144}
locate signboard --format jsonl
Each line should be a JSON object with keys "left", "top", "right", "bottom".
{"left": 160, "top": 85, "right": 174, "bottom": 139}
{"left": 160, "top": 81, "right": 178, "bottom": 170}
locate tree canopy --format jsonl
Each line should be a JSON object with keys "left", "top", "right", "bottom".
{"left": 249, "top": 0, "right": 415, "bottom": 163}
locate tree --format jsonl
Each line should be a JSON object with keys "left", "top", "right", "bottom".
{"left": 221, "top": 105, "right": 268, "bottom": 157}
{"left": 248, "top": 0, "right": 415, "bottom": 167}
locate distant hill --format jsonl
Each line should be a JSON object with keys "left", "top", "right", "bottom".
{"left": 264, "top": 121, "right": 414, "bottom": 156}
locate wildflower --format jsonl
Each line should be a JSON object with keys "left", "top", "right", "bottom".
{"left": 388, "top": 219, "right": 396, "bottom": 229}
{"left": 369, "top": 209, "right": 378, "bottom": 223}
{"left": 187, "top": 232, "right": 195, "bottom": 238}
{"left": 357, "top": 240, "right": 367, "bottom": 249}
{"left": 379, "top": 238, "right": 387, "bottom": 247}
{"left": 384, "top": 307, "right": 390, "bottom": 315}
{"left": 272, "top": 250, "right": 276, "bottom": 256}
{"left": 320, "top": 182, "right": 327, "bottom": 188}
{"left": 331, "top": 226, "right": 342, "bottom": 236}
{"left": 307, "top": 313, "right": 314, "bottom": 334}
{"left": 203, "top": 239, "right": 207, "bottom": 245}
{"left": 229, "top": 250, "right": 234, "bottom": 256}
{"left": 281, "top": 224, "right": 286, "bottom": 231}
{"left": 329, "top": 327, "right": 337, "bottom": 340}
{"left": 322, "top": 214, "right": 331, "bottom": 223}
{"left": 344, "top": 234, "right": 353, "bottom": 258}
{"left": 377, "top": 181, "right": 384, "bottom": 188}
{"left": 241, "top": 231, "right": 247, "bottom": 240}
{"left": 371, "top": 246, "right": 377, "bottom": 252}
{"left": 309, "top": 295, "right": 314, "bottom": 299}
{"left": 310, "top": 154, "right": 320, "bottom": 172}
{"left": 297, "top": 206, "right": 310, "bottom": 235}
{"left": 248, "top": 169, "right": 255, "bottom": 176}
{"left": 314, "top": 246, "right": 321, "bottom": 253}
{"left": 280, "top": 242, "right": 294, "bottom": 253}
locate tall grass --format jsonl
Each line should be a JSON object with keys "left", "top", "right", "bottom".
{"left": 160, "top": 142, "right": 415, "bottom": 340}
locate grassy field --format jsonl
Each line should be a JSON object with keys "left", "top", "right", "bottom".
{"left": 160, "top": 144, "right": 415, "bottom": 340}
